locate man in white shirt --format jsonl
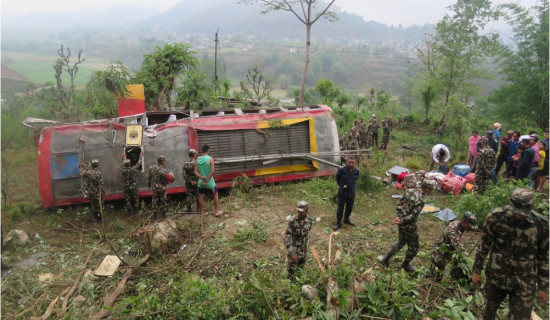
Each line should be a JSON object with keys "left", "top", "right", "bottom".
{"left": 429, "top": 144, "right": 451, "bottom": 174}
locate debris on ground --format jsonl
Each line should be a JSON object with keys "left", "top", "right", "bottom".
{"left": 132, "top": 218, "right": 184, "bottom": 255}
{"left": 436, "top": 209, "right": 457, "bottom": 221}
{"left": 94, "top": 255, "right": 122, "bottom": 276}
{"left": 301, "top": 285, "right": 319, "bottom": 300}
{"left": 3, "top": 229, "right": 30, "bottom": 249}
{"left": 15, "top": 252, "right": 49, "bottom": 270}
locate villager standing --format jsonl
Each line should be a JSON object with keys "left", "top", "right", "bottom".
{"left": 380, "top": 119, "right": 390, "bottom": 150}
{"left": 182, "top": 149, "right": 200, "bottom": 213}
{"left": 121, "top": 152, "right": 142, "bottom": 215}
{"left": 495, "top": 130, "right": 512, "bottom": 175}
{"left": 535, "top": 141, "right": 548, "bottom": 193}
{"left": 475, "top": 137, "right": 496, "bottom": 194}
{"left": 82, "top": 159, "right": 105, "bottom": 223}
{"left": 428, "top": 212, "right": 478, "bottom": 279}
{"left": 333, "top": 157, "right": 359, "bottom": 231}
{"left": 284, "top": 200, "right": 313, "bottom": 279}
{"left": 516, "top": 137, "right": 535, "bottom": 183}
{"left": 148, "top": 155, "right": 168, "bottom": 219}
{"left": 506, "top": 131, "right": 521, "bottom": 177}
{"left": 467, "top": 130, "right": 481, "bottom": 168}
{"left": 378, "top": 180, "right": 434, "bottom": 272}
{"left": 472, "top": 188, "right": 549, "bottom": 320}
{"left": 194, "top": 144, "right": 222, "bottom": 216}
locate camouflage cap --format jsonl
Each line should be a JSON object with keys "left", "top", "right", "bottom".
{"left": 463, "top": 212, "right": 478, "bottom": 229}
{"left": 351, "top": 126, "right": 356, "bottom": 130}
{"left": 509, "top": 188, "right": 534, "bottom": 216}
{"left": 91, "top": 159, "right": 100, "bottom": 167}
{"left": 123, "top": 159, "right": 131, "bottom": 165}
{"left": 297, "top": 200, "right": 309, "bottom": 212}
{"left": 371, "top": 114, "right": 377, "bottom": 118}
{"left": 188, "top": 148, "right": 197, "bottom": 156}
{"left": 157, "top": 155, "right": 166, "bottom": 162}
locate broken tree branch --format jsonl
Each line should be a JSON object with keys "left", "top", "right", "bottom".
{"left": 39, "top": 287, "right": 70, "bottom": 320}
{"left": 91, "top": 254, "right": 151, "bottom": 320}
{"left": 60, "top": 249, "right": 94, "bottom": 314}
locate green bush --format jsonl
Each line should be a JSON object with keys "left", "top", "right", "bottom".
{"left": 454, "top": 179, "right": 543, "bottom": 227}
{"left": 356, "top": 173, "right": 384, "bottom": 192}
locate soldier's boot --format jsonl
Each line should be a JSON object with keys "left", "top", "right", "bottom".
{"left": 401, "top": 259, "right": 416, "bottom": 272}
{"left": 333, "top": 221, "right": 342, "bottom": 231}
{"left": 377, "top": 252, "right": 393, "bottom": 268}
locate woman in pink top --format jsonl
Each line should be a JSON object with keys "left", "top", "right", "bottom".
{"left": 467, "top": 130, "right": 481, "bottom": 168}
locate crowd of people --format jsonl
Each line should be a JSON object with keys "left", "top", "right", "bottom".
{"left": 80, "top": 144, "right": 223, "bottom": 223}
{"left": 467, "top": 125, "right": 549, "bottom": 192}
{"left": 339, "top": 114, "right": 393, "bottom": 155}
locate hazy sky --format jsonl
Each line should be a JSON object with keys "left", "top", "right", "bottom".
{"left": 2, "top": 0, "right": 540, "bottom": 27}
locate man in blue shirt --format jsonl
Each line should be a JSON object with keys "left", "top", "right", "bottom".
{"left": 505, "top": 131, "right": 521, "bottom": 177}
{"left": 333, "top": 157, "right": 360, "bottom": 231}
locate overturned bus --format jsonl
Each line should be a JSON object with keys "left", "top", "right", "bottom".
{"left": 31, "top": 105, "right": 341, "bottom": 208}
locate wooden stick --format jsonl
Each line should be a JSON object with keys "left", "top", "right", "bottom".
{"left": 328, "top": 231, "right": 338, "bottom": 269}
{"left": 60, "top": 249, "right": 94, "bottom": 313}
{"left": 91, "top": 254, "right": 151, "bottom": 320}
{"left": 39, "top": 287, "right": 70, "bottom": 320}
{"left": 310, "top": 246, "right": 325, "bottom": 275}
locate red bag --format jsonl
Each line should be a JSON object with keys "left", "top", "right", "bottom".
{"left": 441, "top": 172, "right": 466, "bottom": 196}
{"left": 396, "top": 172, "right": 409, "bottom": 183}
{"left": 464, "top": 173, "right": 475, "bottom": 183}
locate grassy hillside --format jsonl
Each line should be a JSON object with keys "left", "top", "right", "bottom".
{"left": 1, "top": 119, "right": 548, "bottom": 319}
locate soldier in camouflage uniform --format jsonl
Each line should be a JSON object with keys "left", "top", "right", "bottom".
{"left": 358, "top": 122, "right": 368, "bottom": 149}
{"left": 121, "top": 154, "right": 142, "bottom": 215}
{"left": 148, "top": 155, "right": 169, "bottom": 219}
{"left": 348, "top": 126, "right": 360, "bottom": 151}
{"left": 472, "top": 188, "right": 549, "bottom": 320}
{"left": 378, "top": 180, "right": 434, "bottom": 271}
{"left": 182, "top": 149, "right": 200, "bottom": 213}
{"left": 339, "top": 132, "right": 349, "bottom": 151}
{"left": 386, "top": 115, "right": 393, "bottom": 131}
{"left": 475, "top": 137, "right": 496, "bottom": 194}
{"left": 82, "top": 159, "right": 105, "bottom": 222}
{"left": 429, "top": 212, "right": 478, "bottom": 278}
{"left": 370, "top": 115, "right": 380, "bottom": 148}
{"left": 380, "top": 119, "right": 391, "bottom": 150}
{"left": 284, "top": 200, "right": 313, "bottom": 279}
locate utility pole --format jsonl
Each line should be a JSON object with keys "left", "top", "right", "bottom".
{"left": 213, "top": 28, "right": 219, "bottom": 89}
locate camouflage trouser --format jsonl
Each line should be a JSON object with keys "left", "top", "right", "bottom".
{"left": 287, "top": 255, "right": 306, "bottom": 279}
{"left": 151, "top": 188, "right": 167, "bottom": 218}
{"left": 372, "top": 132, "right": 379, "bottom": 147}
{"left": 386, "top": 226, "right": 419, "bottom": 264}
{"left": 482, "top": 275, "right": 536, "bottom": 320}
{"left": 474, "top": 172, "right": 489, "bottom": 194}
{"left": 380, "top": 133, "right": 389, "bottom": 150}
{"left": 184, "top": 182, "right": 199, "bottom": 209}
{"left": 89, "top": 193, "right": 103, "bottom": 221}
{"left": 430, "top": 244, "right": 452, "bottom": 272}
{"left": 124, "top": 184, "right": 139, "bottom": 214}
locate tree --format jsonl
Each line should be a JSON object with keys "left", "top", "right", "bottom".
{"left": 374, "top": 90, "right": 391, "bottom": 113}
{"left": 491, "top": 1, "right": 549, "bottom": 129}
{"left": 51, "top": 45, "right": 85, "bottom": 122}
{"left": 135, "top": 43, "right": 198, "bottom": 110}
{"left": 416, "top": 0, "right": 499, "bottom": 133}
{"left": 176, "top": 71, "right": 216, "bottom": 110}
{"left": 240, "top": 62, "right": 273, "bottom": 104}
{"left": 242, "top": 0, "right": 337, "bottom": 105}
{"left": 315, "top": 79, "right": 340, "bottom": 105}
{"left": 445, "top": 96, "right": 471, "bottom": 149}
{"left": 83, "top": 61, "right": 131, "bottom": 119}
{"left": 335, "top": 91, "right": 350, "bottom": 107}
{"left": 421, "top": 84, "right": 437, "bottom": 125}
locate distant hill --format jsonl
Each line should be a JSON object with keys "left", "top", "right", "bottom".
{"left": 149, "top": 0, "right": 433, "bottom": 44}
